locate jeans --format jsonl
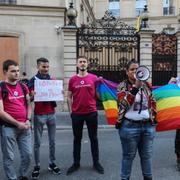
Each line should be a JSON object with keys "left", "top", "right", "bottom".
{"left": 0, "top": 126, "right": 32, "bottom": 180}
{"left": 71, "top": 112, "right": 99, "bottom": 165}
{"left": 34, "top": 113, "right": 56, "bottom": 166}
{"left": 175, "top": 129, "right": 180, "bottom": 158}
{"left": 118, "top": 120, "right": 156, "bottom": 180}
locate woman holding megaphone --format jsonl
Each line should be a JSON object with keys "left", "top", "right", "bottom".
{"left": 116, "top": 59, "right": 157, "bottom": 180}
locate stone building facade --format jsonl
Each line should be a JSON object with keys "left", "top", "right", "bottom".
{"left": 1, "top": 0, "right": 180, "bottom": 111}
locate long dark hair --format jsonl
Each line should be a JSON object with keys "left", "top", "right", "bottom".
{"left": 126, "top": 59, "right": 139, "bottom": 70}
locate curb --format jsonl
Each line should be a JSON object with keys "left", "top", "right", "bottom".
{"left": 39, "top": 125, "right": 115, "bottom": 130}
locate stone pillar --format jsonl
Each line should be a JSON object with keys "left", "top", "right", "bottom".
{"left": 139, "top": 29, "right": 155, "bottom": 83}
{"left": 62, "top": 26, "right": 77, "bottom": 111}
{"left": 176, "top": 31, "right": 180, "bottom": 77}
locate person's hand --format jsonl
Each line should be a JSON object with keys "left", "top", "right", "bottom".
{"left": 98, "top": 76, "right": 104, "bottom": 82}
{"left": 134, "top": 79, "right": 143, "bottom": 89}
{"left": 26, "top": 120, "right": 31, "bottom": 128}
{"left": 17, "top": 122, "right": 30, "bottom": 130}
{"left": 168, "top": 77, "right": 176, "bottom": 84}
{"left": 61, "top": 90, "right": 64, "bottom": 94}
{"left": 29, "top": 91, "right": 36, "bottom": 101}
{"left": 30, "top": 90, "right": 36, "bottom": 96}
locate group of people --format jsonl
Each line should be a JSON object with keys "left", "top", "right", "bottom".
{"left": 0, "top": 56, "right": 179, "bottom": 180}
{"left": 0, "top": 56, "right": 104, "bottom": 180}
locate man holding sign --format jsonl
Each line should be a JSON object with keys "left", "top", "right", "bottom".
{"left": 29, "top": 57, "right": 61, "bottom": 179}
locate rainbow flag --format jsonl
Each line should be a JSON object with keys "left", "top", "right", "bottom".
{"left": 97, "top": 78, "right": 180, "bottom": 131}
{"left": 96, "top": 78, "right": 118, "bottom": 125}
{"left": 153, "top": 83, "right": 180, "bottom": 131}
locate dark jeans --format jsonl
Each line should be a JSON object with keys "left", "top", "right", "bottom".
{"left": 175, "top": 129, "right": 180, "bottom": 158}
{"left": 71, "top": 112, "right": 99, "bottom": 165}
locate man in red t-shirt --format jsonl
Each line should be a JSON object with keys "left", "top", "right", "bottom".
{"left": 66, "top": 56, "right": 104, "bottom": 175}
{"left": 29, "top": 57, "right": 61, "bottom": 179}
{"left": 0, "top": 59, "right": 32, "bottom": 180}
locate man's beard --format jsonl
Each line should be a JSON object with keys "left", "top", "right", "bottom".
{"left": 79, "top": 67, "right": 87, "bottom": 72}
{"left": 10, "top": 77, "right": 18, "bottom": 82}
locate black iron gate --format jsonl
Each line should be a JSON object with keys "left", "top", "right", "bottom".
{"left": 152, "top": 33, "right": 177, "bottom": 86}
{"left": 77, "top": 11, "right": 140, "bottom": 83}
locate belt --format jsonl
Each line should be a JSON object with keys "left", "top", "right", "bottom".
{"left": 125, "top": 118, "right": 151, "bottom": 124}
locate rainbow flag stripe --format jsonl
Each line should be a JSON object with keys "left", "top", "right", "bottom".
{"left": 153, "top": 83, "right": 180, "bottom": 131}
{"left": 97, "top": 78, "right": 180, "bottom": 131}
{"left": 96, "top": 79, "right": 118, "bottom": 125}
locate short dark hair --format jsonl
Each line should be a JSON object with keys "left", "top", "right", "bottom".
{"left": 22, "top": 72, "right": 27, "bottom": 76}
{"left": 77, "top": 56, "right": 88, "bottom": 61}
{"left": 3, "top": 59, "right": 18, "bottom": 72}
{"left": 126, "top": 59, "right": 139, "bottom": 70}
{"left": 37, "top": 57, "right": 49, "bottom": 65}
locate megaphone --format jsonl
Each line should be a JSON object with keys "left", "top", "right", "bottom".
{"left": 135, "top": 66, "right": 150, "bottom": 81}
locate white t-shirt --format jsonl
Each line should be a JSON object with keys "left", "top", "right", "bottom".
{"left": 125, "top": 88, "right": 150, "bottom": 121}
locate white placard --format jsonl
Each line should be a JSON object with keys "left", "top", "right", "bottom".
{"left": 34, "top": 80, "right": 64, "bottom": 102}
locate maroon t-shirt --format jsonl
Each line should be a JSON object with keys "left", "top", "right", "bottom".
{"left": 29, "top": 86, "right": 55, "bottom": 115}
{"left": 68, "top": 73, "right": 97, "bottom": 114}
{"left": 0, "top": 82, "right": 29, "bottom": 122}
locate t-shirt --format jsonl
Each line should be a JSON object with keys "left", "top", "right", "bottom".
{"left": 125, "top": 88, "right": 150, "bottom": 120}
{"left": 0, "top": 82, "right": 29, "bottom": 123}
{"left": 68, "top": 73, "right": 97, "bottom": 114}
{"left": 29, "top": 86, "right": 55, "bottom": 115}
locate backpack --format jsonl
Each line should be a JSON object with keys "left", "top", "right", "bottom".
{"left": 0, "top": 81, "right": 27, "bottom": 101}
{"left": 0, "top": 81, "right": 27, "bottom": 126}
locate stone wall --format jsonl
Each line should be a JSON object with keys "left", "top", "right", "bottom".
{"left": 0, "top": 5, "right": 65, "bottom": 79}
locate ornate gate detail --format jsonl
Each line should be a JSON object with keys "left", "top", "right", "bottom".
{"left": 77, "top": 11, "right": 140, "bottom": 83}
{"left": 152, "top": 33, "right": 177, "bottom": 86}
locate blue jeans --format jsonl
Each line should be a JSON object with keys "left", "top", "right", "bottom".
{"left": 0, "top": 126, "right": 32, "bottom": 180}
{"left": 34, "top": 113, "right": 56, "bottom": 166}
{"left": 118, "top": 120, "right": 156, "bottom": 180}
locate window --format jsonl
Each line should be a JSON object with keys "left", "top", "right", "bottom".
{"left": 136, "top": 0, "right": 147, "bottom": 16}
{"left": 163, "top": 27, "right": 175, "bottom": 34}
{"left": 0, "top": 0, "right": 16, "bottom": 4}
{"left": 109, "top": 0, "right": 120, "bottom": 17}
{"left": 163, "top": 0, "right": 175, "bottom": 15}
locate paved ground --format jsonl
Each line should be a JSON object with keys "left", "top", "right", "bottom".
{"left": 0, "top": 112, "right": 180, "bottom": 180}
{"left": 54, "top": 111, "right": 109, "bottom": 129}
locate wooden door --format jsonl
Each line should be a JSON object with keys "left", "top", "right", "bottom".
{"left": 0, "top": 37, "right": 19, "bottom": 80}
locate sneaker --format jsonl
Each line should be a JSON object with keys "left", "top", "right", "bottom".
{"left": 48, "top": 163, "right": 61, "bottom": 174}
{"left": 176, "top": 159, "right": 180, "bottom": 171}
{"left": 93, "top": 162, "right": 104, "bottom": 174}
{"left": 31, "top": 166, "right": 40, "bottom": 180}
{"left": 66, "top": 163, "right": 80, "bottom": 175}
{"left": 19, "top": 177, "right": 29, "bottom": 180}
